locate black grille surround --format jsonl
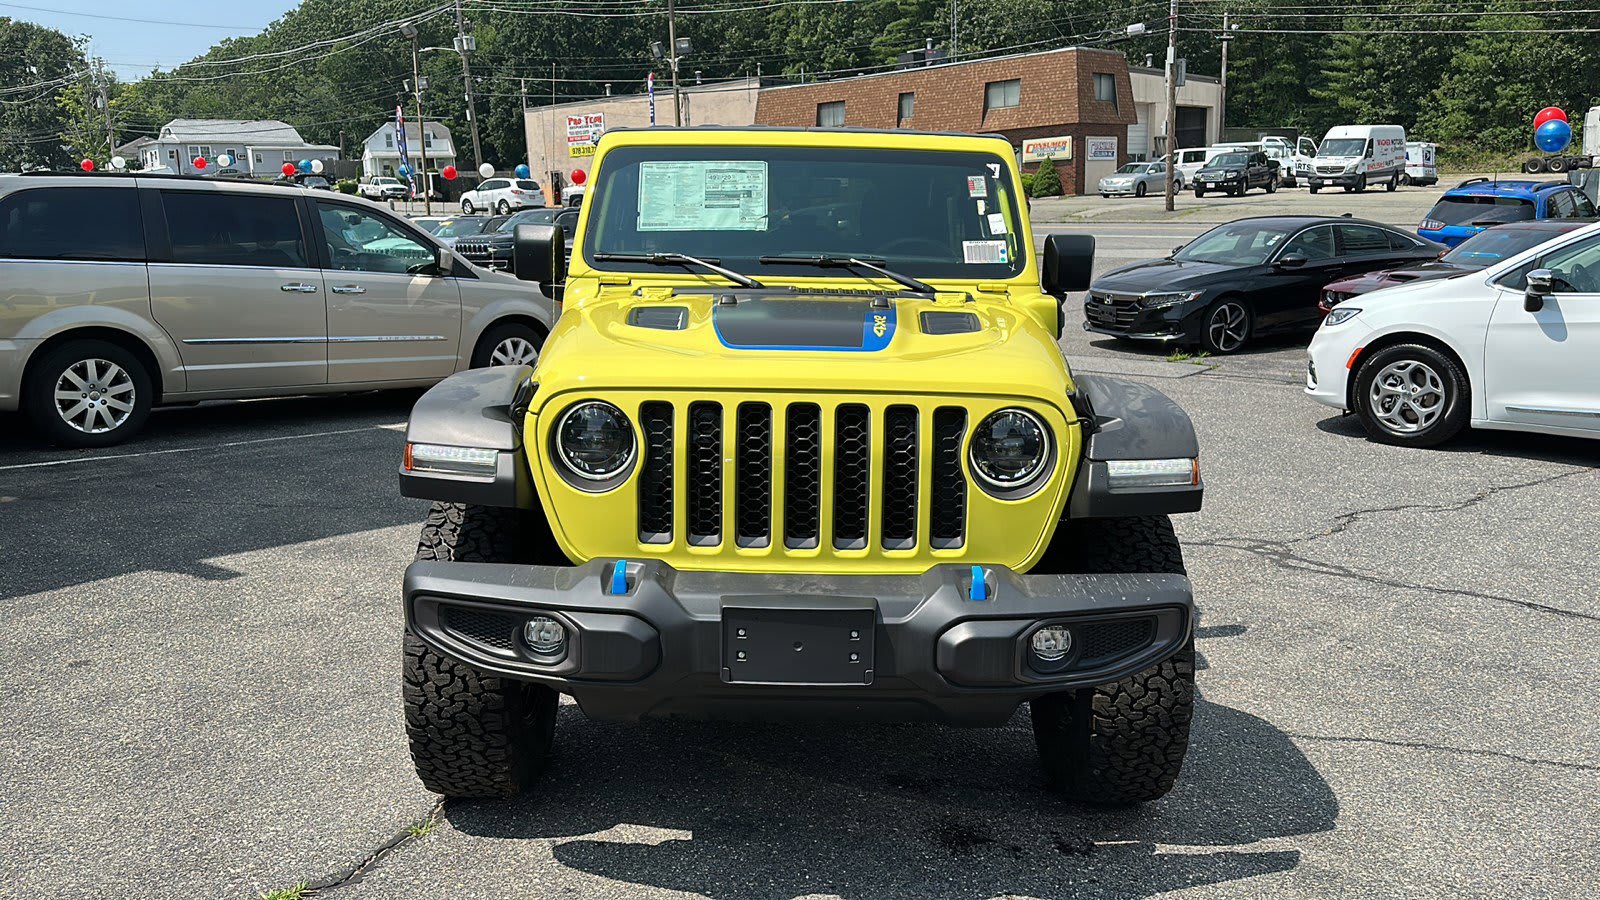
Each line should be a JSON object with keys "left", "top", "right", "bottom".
{"left": 1077, "top": 618, "right": 1156, "bottom": 667}
{"left": 784, "top": 404, "right": 823, "bottom": 549}
{"left": 880, "top": 406, "right": 919, "bottom": 550}
{"left": 832, "top": 404, "right": 871, "bottom": 550}
{"left": 1083, "top": 291, "right": 1141, "bottom": 331}
{"left": 929, "top": 408, "right": 968, "bottom": 549}
{"left": 686, "top": 402, "right": 723, "bottom": 545}
{"left": 637, "top": 402, "right": 674, "bottom": 543}
{"left": 735, "top": 404, "right": 773, "bottom": 547}
{"left": 442, "top": 606, "right": 518, "bottom": 651}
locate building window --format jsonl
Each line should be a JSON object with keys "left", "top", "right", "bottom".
{"left": 816, "top": 101, "right": 845, "bottom": 127}
{"left": 284, "top": 151, "right": 294, "bottom": 162}
{"left": 385, "top": 133, "right": 393, "bottom": 148}
{"left": 984, "top": 80, "right": 1020, "bottom": 114}
{"left": 1094, "top": 73, "right": 1117, "bottom": 107}
{"left": 424, "top": 131, "right": 434, "bottom": 147}
{"left": 897, "top": 92, "right": 915, "bottom": 127}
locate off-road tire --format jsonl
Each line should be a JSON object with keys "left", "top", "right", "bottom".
{"left": 1029, "top": 516, "right": 1195, "bottom": 805}
{"left": 403, "top": 503, "right": 559, "bottom": 798}
{"left": 24, "top": 338, "right": 153, "bottom": 448}
{"left": 1351, "top": 342, "right": 1471, "bottom": 447}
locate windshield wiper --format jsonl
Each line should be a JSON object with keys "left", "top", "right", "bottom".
{"left": 592, "top": 251, "right": 764, "bottom": 288}
{"left": 758, "top": 254, "right": 936, "bottom": 295}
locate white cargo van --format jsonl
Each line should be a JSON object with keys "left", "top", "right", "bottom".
{"left": 1172, "top": 145, "right": 1251, "bottom": 187}
{"left": 1308, "top": 125, "right": 1406, "bottom": 193}
{"left": 1403, "top": 142, "right": 1438, "bottom": 186}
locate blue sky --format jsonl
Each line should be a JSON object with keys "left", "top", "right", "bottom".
{"left": 1, "top": 0, "right": 302, "bottom": 79}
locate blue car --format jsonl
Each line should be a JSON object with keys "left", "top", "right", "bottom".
{"left": 1418, "top": 178, "right": 1596, "bottom": 247}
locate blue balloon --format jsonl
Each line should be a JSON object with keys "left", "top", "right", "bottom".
{"left": 1536, "top": 119, "right": 1572, "bottom": 153}
{"left": 298, "top": 159, "right": 312, "bottom": 173}
{"left": 398, "top": 164, "right": 411, "bottom": 176}
{"left": 514, "top": 163, "right": 531, "bottom": 179}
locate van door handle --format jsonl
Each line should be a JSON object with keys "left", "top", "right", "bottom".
{"left": 330, "top": 285, "right": 367, "bottom": 294}
{"left": 280, "top": 283, "right": 319, "bottom": 293}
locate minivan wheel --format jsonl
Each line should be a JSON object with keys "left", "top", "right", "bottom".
{"left": 472, "top": 321, "right": 545, "bottom": 368}
{"left": 1352, "top": 344, "right": 1470, "bottom": 447}
{"left": 461, "top": 199, "right": 475, "bottom": 214}
{"left": 25, "top": 339, "right": 153, "bottom": 447}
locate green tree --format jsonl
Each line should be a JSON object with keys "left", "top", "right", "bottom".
{"left": 1031, "top": 157, "right": 1062, "bottom": 196}
{"left": 0, "top": 18, "right": 87, "bottom": 171}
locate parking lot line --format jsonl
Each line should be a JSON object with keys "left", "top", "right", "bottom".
{"left": 0, "top": 424, "right": 405, "bottom": 471}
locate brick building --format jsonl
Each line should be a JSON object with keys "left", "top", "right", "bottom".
{"left": 754, "top": 47, "right": 1141, "bottom": 195}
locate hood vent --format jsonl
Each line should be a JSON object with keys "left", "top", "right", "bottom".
{"left": 628, "top": 306, "right": 689, "bottom": 331}
{"left": 919, "top": 311, "right": 980, "bottom": 335}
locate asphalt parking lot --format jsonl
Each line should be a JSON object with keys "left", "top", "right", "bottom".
{"left": 3, "top": 188, "right": 1598, "bottom": 900}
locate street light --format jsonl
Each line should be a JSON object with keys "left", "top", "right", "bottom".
{"left": 650, "top": 4, "right": 692, "bottom": 126}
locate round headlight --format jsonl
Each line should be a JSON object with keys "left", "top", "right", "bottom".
{"left": 555, "top": 401, "right": 635, "bottom": 480}
{"left": 969, "top": 408, "right": 1051, "bottom": 491}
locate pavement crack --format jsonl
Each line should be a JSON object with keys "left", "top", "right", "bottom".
{"left": 1286, "top": 732, "right": 1600, "bottom": 773}
{"left": 301, "top": 799, "right": 443, "bottom": 896}
{"left": 1310, "top": 470, "right": 1593, "bottom": 544}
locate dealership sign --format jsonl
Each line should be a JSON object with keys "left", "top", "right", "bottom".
{"left": 1086, "top": 137, "right": 1118, "bottom": 161}
{"left": 567, "top": 113, "right": 604, "bottom": 158}
{"left": 1022, "top": 136, "right": 1072, "bottom": 161}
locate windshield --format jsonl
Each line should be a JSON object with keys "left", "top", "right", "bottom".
{"left": 1426, "top": 196, "right": 1535, "bottom": 227}
{"left": 583, "top": 145, "right": 1025, "bottom": 280}
{"left": 432, "top": 218, "right": 488, "bottom": 238}
{"left": 377, "top": 178, "right": 400, "bottom": 185}
{"left": 1443, "top": 225, "right": 1565, "bottom": 265}
{"left": 515, "top": 179, "right": 540, "bottom": 190}
{"left": 1207, "top": 154, "right": 1247, "bottom": 168}
{"left": 1115, "top": 164, "right": 1144, "bottom": 174}
{"left": 1174, "top": 221, "right": 1293, "bottom": 266}
{"left": 1321, "top": 138, "right": 1367, "bottom": 157}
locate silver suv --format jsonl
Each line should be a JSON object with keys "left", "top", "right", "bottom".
{"left": 0, "top": 173, "right": 553, "bottom": 447}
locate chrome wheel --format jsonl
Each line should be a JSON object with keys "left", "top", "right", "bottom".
{"left": 54, "top": 358, "right": 135, "bottom": 434}
{"left": 490, "top": 336, "right": 539, "bottom": 366}
{"left": 1368, "top": 360, "right": 1445, "bottom": 434}
{"left": 1206, "top": 302, "right": 1249, "bottom": 352}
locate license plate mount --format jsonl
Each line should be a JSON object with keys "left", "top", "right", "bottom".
{"left": 721, "top": 600, "right": 876, "bottom": 686}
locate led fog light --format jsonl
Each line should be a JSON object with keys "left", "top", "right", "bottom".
{"left": 1030, "top": 625, "right": 1073, "bottom": 662}
{"left": 523, "top": 616, "right": 567, "bottom": 658}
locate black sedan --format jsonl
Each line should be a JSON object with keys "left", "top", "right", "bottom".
{"left": 1083, "top": 216, "right": 1444, "bottom": 353}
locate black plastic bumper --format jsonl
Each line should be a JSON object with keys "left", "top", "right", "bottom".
{"left": 405, "top": 559, "right": 1193, "bottom": 725}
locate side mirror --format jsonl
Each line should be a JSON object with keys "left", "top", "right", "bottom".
{"left": 512, "top": 223, "right": 566, "bottom": 286}
{"left": 1041, "top": 233, "right": 1095, "bottom": 298}
{"left": 436, "top": 247, "right": 455, "bottom": 275}
{"left": 1171, "top": 244, "right": 1185, "bottom": 257}
{"left": 1275, "top": 253, "right": 1309, "bottom": 269}
{"left": 1525, "top": 267, "right": 1554, "bottom": 312}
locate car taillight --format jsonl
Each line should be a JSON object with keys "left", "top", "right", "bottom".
{"left": 1420, "top": 218, "right": 1445, "bottom": 230}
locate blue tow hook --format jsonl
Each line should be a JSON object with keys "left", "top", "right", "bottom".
{"left": 969, "top": 565, "right": 988, "bottom": 601}
{"left": 608, "top": 560, "right": 630, "bottom": 596}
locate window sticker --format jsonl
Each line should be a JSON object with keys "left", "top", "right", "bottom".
{"left": 987, "top": 213, "right": 1007, "bottom": 236}
{"left": 967, "top": 175, "right": 988, "bottom": 198}
{"left": 986, "top": 163, "right": 1001, "bottom": 178}
{"left": 976, "top": 199, "right": 987, "bottom": 215}
{"left": 638, "top": 161, "right": 769, "bottom": 231}
{"left": 963, "top": 240, "right": 1009, "bottom": 264}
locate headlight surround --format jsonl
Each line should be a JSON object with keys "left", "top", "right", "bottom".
{"left": 969, "top": 408, "right": 1053, "bottom": 496}
{"left": 1323, "top": 307, "right": 1362, "bottom": 326}
{"left": 1141, "top": 290, "right": 1203, "bottom": 309}
{"left": 554, "top": 401, "right": 636, "bottom": 484}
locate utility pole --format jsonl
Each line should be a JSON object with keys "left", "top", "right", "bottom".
{"left": 950, "top": 0, "right": 957, "bottom": 57}
{"left": 1163, "top": 0, "right": 1178, "bottom": 212}
{"left": 402, "top": 24, "right": 432, "bottom": 215}
{"left": 453, "top": 0, "right": 483, "bottom": 169}
{"left": 1218, "top": 11, "right": 1232, "bottom": 136}
{"left": 99, "top": 82, "right": 114, "bottom": 159}
{"left": 667, "top": 0, "right": 682, "bottom": 126}
{"left": 519, "top": 77, "right": 532, "bottom": 178}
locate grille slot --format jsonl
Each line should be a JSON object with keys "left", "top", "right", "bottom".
{"left": 880, "top": 405, "right": 918, "bottom": 549}
{"left": 929, "top": 407, "right": 968, "bottom": 549}
{"left": 637, "top": 401, "right": 674, "bottom": 543}
{"left": 735, "top": 403, "right": 772, "bottom": 547}
{"left": 1084, "top": 293, "right": 1140, "bottom": 330}
{"left": 442, "top": 607, "right": 517, "bottom": 651}
{"left": 784, "top": 403, "right": 822, "bottom": 549}
{"left": 832, "top": 404, "right": 871, "bottom": 550}
{"left": 1078, "top": 618, "right": 1156, "bottom": 666}
{"left": 686, "top": 402, "right": 723, "bottom": 545}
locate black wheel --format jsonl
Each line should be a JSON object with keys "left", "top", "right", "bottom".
{"left": 404, "top": 503, "right": 560, "bottom": 798}
{"left": 1386, "top": 174, "right": 1398, "bottom": 192}
{"left": 471, "top": 321, "right": 545, "bottom": 368}
{"left": 461, "top": 198, "right": 475, "bottom": 214}
{"left": 1548, "top": 156, "right": 1570, "bottom": 174}
{"left": 1199, "top": 298, "right": 1252, "bottom": 354}
{"left": 1351, "top": 343, "right": 1470, "bottom": 447}
{"left": 1309, "top": 184, "right": 1320, "bottom": 194}
{"left": 1135, "top": 182, "right": 1147, "bottom": 198}
{"left": 24, "top": 339, "right": 153, "bottom": 447}
{"left": 1194, "top": 188, "right": 1205, "bottom": 198}
{"left": 1265, "top": 178, "right": 1277, "bottom": 194}
{"left": 496, "top": 199, "right": 512, "bottom": 215}
{"left": 1523, "top": 158, "right": 1546, "bottom": 174}
{"left": 1355, "top": 174, "right": 1367, "bottom": 192}
{"left": 1030, "top": 516, "right": 1194, "bottom": 805}
{"left": 1400, "top": 173, "right": 1412, "bottom": 186}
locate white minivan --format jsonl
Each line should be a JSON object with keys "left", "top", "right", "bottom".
{"left": 1309, "top": 125, "right": 1406, "bottom": 193}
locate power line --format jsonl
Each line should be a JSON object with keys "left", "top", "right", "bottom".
{"left": 0, "top": 1, "right": 262, "bottom": 29}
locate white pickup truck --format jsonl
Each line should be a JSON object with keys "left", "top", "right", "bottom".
{"left": 359, "top": 176, "right": 410, "bottom": 201}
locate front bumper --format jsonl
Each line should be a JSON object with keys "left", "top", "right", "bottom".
{"left": 1304, "top": 317, "right": 1372, "bottom": 410}
{"left": 1081, "top": 295, "right": 1206, "bottom": 343}
{"left": 1098, "top": 181, "right": 1138, "bottom": 195}
{"left": 1307, "top": 172, "right": 1363, "bottom": 187}
{"left": 405, "top": 559, "right": 1193, "bottom": 725}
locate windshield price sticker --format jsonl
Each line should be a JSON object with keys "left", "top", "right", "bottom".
{"left": 963, "top": 240, "right": 1009, "bottom": 264}
{"left": 638, "top": 161, "right": 769, "bottom": 231}
{"left": 967, "top": 175, "right": 988, "bottom": 198}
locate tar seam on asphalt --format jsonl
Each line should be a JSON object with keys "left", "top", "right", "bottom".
{"left": 298, "top": 799, "right": 444, "bottom": 896}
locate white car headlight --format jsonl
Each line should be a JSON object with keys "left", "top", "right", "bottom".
{"left": 1141, "top": 291, "right": 1204, "bottom": 309}
{"left": 1323, "top": 307, "right": 1362, "bottom": 326}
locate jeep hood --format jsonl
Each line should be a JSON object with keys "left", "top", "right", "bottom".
{"left": 528, "top": 289, "right": 1073, "bottom": 405}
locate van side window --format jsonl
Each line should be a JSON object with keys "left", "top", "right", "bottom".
{"left": 0, "top": 187, "right": 144, "bottom": 262}
{"left": 316, "top": 202, "right": 435, "bottom": 275}
{"left": 1548, "top": 191, "right": 1575, "bottom": 218}
{"left": 161, "top": 192, "right": 308, "bottom": 268}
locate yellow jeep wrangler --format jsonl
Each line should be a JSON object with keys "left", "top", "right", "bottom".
{"left": 397, "top": 127, "right": 1204, "bottom": 805}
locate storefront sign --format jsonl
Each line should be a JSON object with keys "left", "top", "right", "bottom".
{"left": 1086, "top": 137, "right": 1119, "bottom": 161}
{"left": 567, "top": 113, "right": 604, "bottom": 158}
{"left": 1021, "top": 136, "right": 1073, "bottom": 161}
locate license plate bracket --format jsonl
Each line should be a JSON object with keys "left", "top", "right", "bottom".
{"left": 721, "top": 599, "right": 876, "bottom": 686}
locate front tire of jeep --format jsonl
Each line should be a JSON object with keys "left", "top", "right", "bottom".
{"left": 1029, "top": 516, "right": 1195, "bottom": 805}
{"left": 404, "top": 503, "right": 558, "bottom": 799}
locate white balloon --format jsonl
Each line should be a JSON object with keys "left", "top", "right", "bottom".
{"left": 310, "top": 159, "right": 325, "bottom": 174}
{"left": 478, "top": 162, "right": 495, "bottom": 179}
{"left": 110, "top": 155, "right": 127, "bottom": 170}
{"left": 216, "top": 154, "right": 233, "bottom": 167}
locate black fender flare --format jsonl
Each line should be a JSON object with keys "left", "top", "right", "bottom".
{"left": 397, "top": 365, "right": 537, "bottom": 509}
{"left": 1066, "top": 373, "right": 1204, "bottom": 518}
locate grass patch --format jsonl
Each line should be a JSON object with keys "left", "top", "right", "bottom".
{"left": 259, "top": 884, "right": 307, "bottom": 900}
{"left": 1167, "top": 349, "right": 1213, "bottom": 365}
{"left": 407, "top": 814, "right": 440, "bottom": 839}
{"left": 1166, "top": 349, "right": 1192, "bottom": 362}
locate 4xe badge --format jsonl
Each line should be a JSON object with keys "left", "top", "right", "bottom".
{"left": 872, "top": 314, "right": 889, "bottom": 338}
{"left": 860, "top": 305, "right": 897, "bottom": 351}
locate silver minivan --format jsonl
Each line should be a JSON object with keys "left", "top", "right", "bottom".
{"left": 0, "top": 173, "right": 554, "bottom": 446}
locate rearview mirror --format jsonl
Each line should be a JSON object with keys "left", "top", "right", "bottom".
{"left": 1525, "top": 267, "right": 1554, "bottom": 312}
{"left": 1275, "top": 253, "right": 1308, "bottom": 269}
{"left": 512, "top": 223, "right": 567, "bottom": 287}
{"left": 1041, "top": 233, "right": 1095, "bottom": 298}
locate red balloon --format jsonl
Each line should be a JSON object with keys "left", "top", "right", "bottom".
{"left": 80, "top": 158, "right": 95, "bottom": 172}
{"left": 1534, "top": 106, "right": 1569, "bottom": 130}
{"left": 281, "top": 162, "right": 297, "bottom": 177}
{"left": 193, "top": 156, "right": 207, "bottom": 170}
{"left": 570, "top": 168, "right": 587, "bottom": 185}
{"left": 441, "top": 165, "right": 459, "bottom": 180}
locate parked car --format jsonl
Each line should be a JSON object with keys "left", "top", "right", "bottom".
{"left": 360, "top": 176, "right": 410, "bottom": 200}
{"left": 459, "top": 177, "right": 543, "bottom": 215}
{"left": 0, "top": 172, "right": 553, "bottom": 446}
{"left": 1097, "top": 160, "right": 1180, "bottom": 197}
{"left": 1308, "top": 124, "right": 1407, "bottom": 193}
{"left": 1084, "top": 215, "right": 1443, "bottom": 353}
{"left": 411, "top": 215, "right": 491, "bottom": 248}
{"left": 1193, "top": 151, "right": 1278, "bottom": 197}
{"left": 1172, "top": 144, "right": 1250, "bottom": 186}
{"left": 1403, "top": 141, "right": 1438, "bottom": 186}
{"left": 1417, "top": 178, "right": 1596, "bottom": 247}
{"left": 1230, "top": 136, "right": 1317, "bottom": 187}
{"left": 1306, "top": 220, "right": 1600, "bottom": 446}
{"left": 1320, "top": 219, "right": 1591, "bottom": 313}
{"left": 298, "top": 174, "right": 335, "bottom": 192}
{"left": 455, "top": 206, "right": 579, "bottom": 274}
